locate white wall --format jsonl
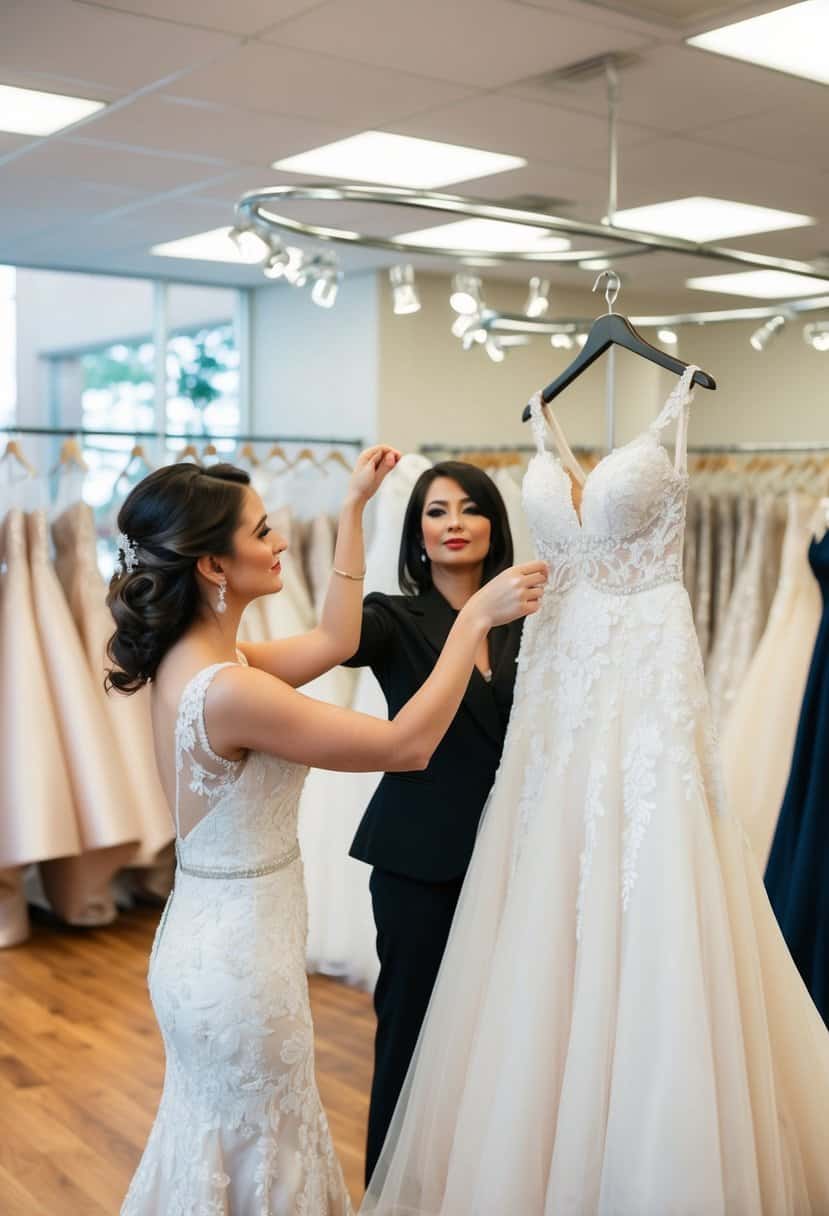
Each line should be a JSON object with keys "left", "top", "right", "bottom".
{"left": 677, "top": 318, "right": 829, "bottom": 447}
{"left": 251, "top": 272, "right": 379, "bottom": 444}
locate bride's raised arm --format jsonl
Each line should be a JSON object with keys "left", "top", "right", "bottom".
{"left": 240, "top": 443, "right": 399, "bottom": 686}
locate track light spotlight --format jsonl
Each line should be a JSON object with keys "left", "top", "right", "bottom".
{"left": 450, "top": 273, "right": 483, "bottom": 315}
{"left": 804, "top": 321, "right": 829, "bottom": 351}
{"left": 657, "top": 328, "right": 678, "bottom": 346}
{"left": 283, "top": 247, "right": 310, "bottom": 286}
{"left": 525, "top": 276, "right": 550, "bottom": 318}
{"left": 576, "top": 332, "right": 589, "bottom": 348}
{"left": 749, "top": 314, "right": 786, "bottom": 351}
{"left": 485, "top": 337, "right": 506, "bottom": 363}
{"left": 311, "top": 265, "right": 341, "bottom": 308}
{"left": 389, "top": 264, "right": 421, "bottom": 315}
{"left": 228, "top": 224, "right": 270, "bottom": 262}
{"left": 549, "top": 328, "right": 575, "bottom": 350}
{"left": 263, "top": 244, "right": 291, "bottom": 279}
{"left": 460, "top": 323, "right": 488, "bottom": 351}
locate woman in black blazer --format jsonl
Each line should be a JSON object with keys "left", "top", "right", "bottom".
{"left": 345, "top": 461, "right": 526, "bottom": 1183}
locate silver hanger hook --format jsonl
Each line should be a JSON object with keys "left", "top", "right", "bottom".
{"left": 592, "top": 269, "right": 620, "bottom": 314}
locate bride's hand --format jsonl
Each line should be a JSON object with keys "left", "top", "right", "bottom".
{"left": 465, "top": 561, "right": 548, "bottom": 629}
{"left": 346, "top": 445, "right": 402, "bottom": 505}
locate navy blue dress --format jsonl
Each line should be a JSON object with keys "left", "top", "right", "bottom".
{"left": 765, "top": 528, "right": 829, "bottom": 1025}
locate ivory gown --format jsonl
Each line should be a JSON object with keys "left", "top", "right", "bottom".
{"left": 301, "top": 454, "right": 431, "bottom": 989}
{"left": 0, "top": 509, "right": 79, "bottom": 944}
{"left": 27, "top": 509, "right": 138, "bottom": 925}
{"left": 722, "top": 493, "right": 821, "bottom": 866}
{"left": 362, "top": 368, "right": 829, "bottom": 1216}
{"left": 51, "top": 501, "right": 175, "bottom": 870}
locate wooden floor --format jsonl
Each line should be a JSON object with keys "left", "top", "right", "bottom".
{"left": 0, "top": 905, "right": 375, "bottom": 1214}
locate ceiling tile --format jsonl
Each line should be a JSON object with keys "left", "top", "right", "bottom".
{"left": 0, "top": 137, "right": 236, "bottom": 192}
{"left": 390, "top": 93, "right": 655, "bottom": 176}
{"left": 71, "top": 94, "right": 349, "bottom": 166}
{"left": 612, "top": 135, "right": 829, "bottom": 220}
{"left": 506, "top": 44, "right": 829, "bottom": 134}
{"left": 0, "top": 0, "right": 234, "bottom": 92}
{"left": 166, "top": 40, "right": 475, "bottom": 125}
{"left": 77, "top": 0, "right": 323, "bottom": 36}
{"left": 690, "top": 106, "right": 829, "bottom": 176}
{"left": 264, "top": 0, "right": 651, "bottom": 88}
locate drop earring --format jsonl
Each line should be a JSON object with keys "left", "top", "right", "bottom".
{"left": 216, "top": 578, "right": 227, "bottom": 614}
{"left": 420, "top": 546, "right": 427, "bottom": 564}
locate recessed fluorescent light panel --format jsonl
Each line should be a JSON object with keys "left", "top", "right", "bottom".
{"left": 0, "top": 83, "right": 105, "bottom": 135}
{"left": 396, "top": 218, "right": 570, "bottom": 253}
{"left": 612, "top": 197, "right": 814, "bottom": 242}
{"left": 688, "top": 0, "right": 829, "bottom": 86}
{"left": 151, "top": 228, "right": 268, "bottom": 264}
{"left": 686, "top": 270, "right": 829, "bottom": 298}
{"left": 273, "top": 131, "right": 525, "bottom": 189}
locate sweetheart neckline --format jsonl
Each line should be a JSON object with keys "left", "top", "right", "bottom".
{"left": 528, "top": 432, "right": 688, "bottom": 536}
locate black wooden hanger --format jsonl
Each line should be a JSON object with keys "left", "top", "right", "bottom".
{"left": 522, "top": 271, "right": 716, "bottom": 421}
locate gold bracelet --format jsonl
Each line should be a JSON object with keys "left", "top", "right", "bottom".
{"left": 333, "top": 566, "right": 366, "bottom": 581}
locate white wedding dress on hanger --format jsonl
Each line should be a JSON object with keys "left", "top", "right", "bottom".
{"left": 362, "top": 368, "right": 829, "bottom": 1216}
{"left": 301, "top": 454, "right": 431, "bottom": 990}
{"left": 121, "top": 656, "right": 352, "bottom": 1216}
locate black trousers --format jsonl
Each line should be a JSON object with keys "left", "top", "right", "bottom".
{"left": 365, "top": 867, "right": 464, "bottom": 1186}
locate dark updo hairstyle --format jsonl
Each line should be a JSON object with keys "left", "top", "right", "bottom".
{"left": 106, "top": 462, "right": 250, "bottom": 694}
{"left": 398, "top": 460, "right": 514, "bottom": 596}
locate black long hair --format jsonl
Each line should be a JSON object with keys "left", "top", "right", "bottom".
{"left": 398, "top": 460, "right": 513, "bottom": 596}
{"left": 106, "top": 462, "right": 250, "bottom": 694}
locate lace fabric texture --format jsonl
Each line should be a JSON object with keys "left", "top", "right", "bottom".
{"left": 362, "top": 368, "right": 829, "bottom": 1216}
{"left": 121, "top": 660, "right": 352, "bottom": 1216}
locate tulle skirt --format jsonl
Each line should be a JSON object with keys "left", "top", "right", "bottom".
{"left": 361, "top": 581, "right": 829, "bottom": 1215}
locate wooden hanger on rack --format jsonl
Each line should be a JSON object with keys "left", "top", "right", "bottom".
{"left": 323, "top": 449, "right": 353, "bottom": 472}
{"left": 176, "top": 442, "right": 200, "bottom": 463}
{"left": 238, "top": 442, "right": 260, "bottom": 466}
{"left": 291, "top": 447, "right": 327, "bottom": 473}
{"left": 49, "top": 436, "right": 89, "bottom": 476}
{"left": 266, "top": 443, "right": 289, "bottom": 467}
{"left": 0, "top": 438, "right": 37, "bottom": 476}
{"left": 116, "top": 442, "right": 152, "bottom": 484}
{"left": 203, "top": 442, "right": 219, "bottom": 460}
{"left": 522, "top": 271, "right": 716, "bottom": 421}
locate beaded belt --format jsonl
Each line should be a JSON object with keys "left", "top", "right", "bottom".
{"left": 174, "top": 841, "right": 301, "bottom": 880}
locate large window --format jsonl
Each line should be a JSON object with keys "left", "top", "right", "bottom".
{"left": 0, "top": 266, "right": 15, "bottom": 430}
{"left": 13, "top": 271, "right": 247, "bottom": 507}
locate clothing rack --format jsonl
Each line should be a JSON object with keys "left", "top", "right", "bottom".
{"left": 0, "top": 426, "right": 364, "bottom": 446}
{"left": 421, "top": 440, "right": 829, "bottom": 457}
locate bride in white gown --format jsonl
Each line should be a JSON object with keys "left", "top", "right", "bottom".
{"left": 111, "top": 454, "right": 546, "bottom": 1215}
{"left": 362, "top": 367, "right": 829, "bottom": 1216}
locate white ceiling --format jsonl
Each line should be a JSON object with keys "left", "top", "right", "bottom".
{"left": 0, "top": 0, "right": 827, "bottom": 309}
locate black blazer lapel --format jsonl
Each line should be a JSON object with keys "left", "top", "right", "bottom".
{"left": 406, "top": 589, "right": 505, "bottom": 749}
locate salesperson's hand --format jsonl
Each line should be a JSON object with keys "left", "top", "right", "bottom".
{"left": 346, "top": 445, "right": 402, "bottom": 505}
{"left": 465, "top": 560, "right": 548, "bottom": 630}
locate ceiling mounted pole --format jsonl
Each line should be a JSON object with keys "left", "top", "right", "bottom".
{"left": 604, "top": 57, "right": 620, "bottom": 452}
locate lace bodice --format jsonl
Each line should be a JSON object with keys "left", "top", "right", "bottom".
{"left": 523, "top": 366, "right": 696, "bottom": 596}
{"left": 174, "top": 661, "right": 308, "bottom": 874}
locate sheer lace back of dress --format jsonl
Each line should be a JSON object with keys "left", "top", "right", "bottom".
{"left": 522, "top": 366, "right": 696, "bottom": 596}
{"left": 173, "top": 657, "right": 308, "bottom": 872}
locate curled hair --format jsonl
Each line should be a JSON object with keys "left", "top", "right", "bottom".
{"left": 398, "top": 461, "right": 514, "bottom": 596}
{"left": 106, "top": 462, "right": 250, "bottom": 694}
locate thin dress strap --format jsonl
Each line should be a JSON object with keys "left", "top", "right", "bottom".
{"left": 174, "top": 661, "right": 238, "bottom": 838}
{"left": 526, "top": 389, "right": 586, "bottom": 485}
{"left": 649, "top": 364, "right": 698, "bottom": 474}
